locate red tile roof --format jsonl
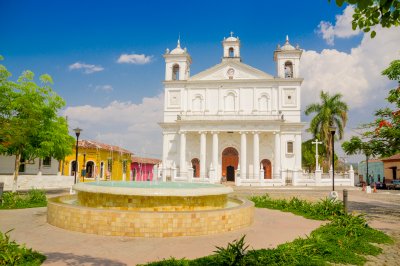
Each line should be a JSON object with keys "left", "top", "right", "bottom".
{"left": 131, "top": 156, "right": 161, "bottom": 165}
{"left": 77, "top": 140, "right": 132, "bottom": 155}
{"left": 381, "top": 153, "right": 400, "bottom": 161}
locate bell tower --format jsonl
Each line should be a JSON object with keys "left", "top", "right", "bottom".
{"left": 273, "top": 35, "right": 302, "bottom": 78}
{"left": 164, "top": 39, "right": 192, "bottom": 81}
{"left": 222, "top": 32, "right": 241, "bottom": 61}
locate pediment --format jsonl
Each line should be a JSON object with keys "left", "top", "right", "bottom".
{"left": 189, "top": 61, "right": 273, "bottom": 81}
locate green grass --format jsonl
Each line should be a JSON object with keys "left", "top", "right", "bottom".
{"left": 0, "top": 230, "right": 46, "bottom": 266}
{"left": 0, "top": 189, "right": 47, "bottom": 209}
{"left": 141, "top": 194, "right": 393, "bottom": 266}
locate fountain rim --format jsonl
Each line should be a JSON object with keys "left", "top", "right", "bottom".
{"left": 73, "top": 182, "right": 233, "bottom": 197}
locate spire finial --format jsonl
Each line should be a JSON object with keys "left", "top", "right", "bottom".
{"left": 286, "top": 35, "right": 289, "bottom": 43}
{"left": 177, "top": 33, "right": 181, "bottom": 48}
{"left": 230, "top": 31, "right": 234, "bottom": 37}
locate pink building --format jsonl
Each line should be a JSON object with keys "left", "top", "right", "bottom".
{"left": 131, "top": 156, "right": 161, "bottom": 181}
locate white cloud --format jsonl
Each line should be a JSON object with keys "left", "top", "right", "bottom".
{"left": 117, "top": 54, "right": 153, "bottom": 64}
{"left": 63, "top": 93, "right": 164, "bottom": 157}
{"left": 301, "top": 26, "right": 400, "bottom": 111}
{"left": 69, "top": 62, "right": 104, "bottom": 74}
{"left": 317, "top": 6, "right": 361, "bottom": 45}
{"left": 95, "top": 84, "right": 114, "bottom": 92}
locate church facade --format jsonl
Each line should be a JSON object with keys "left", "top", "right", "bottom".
{"left": 159, "top": 34, "right": 304, "bottom": 186}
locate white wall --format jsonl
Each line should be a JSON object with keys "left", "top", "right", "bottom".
{"left": 0, "top": 175, "right": 74, "bottom": 191}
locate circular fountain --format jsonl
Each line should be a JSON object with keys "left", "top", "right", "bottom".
{"left": 47, "top": 181, "right": 254, "bottom": 237}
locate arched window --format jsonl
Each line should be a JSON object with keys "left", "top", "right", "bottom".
{"left": 86, "top": 161, "right": 95, "bottom": 178}
{"left": 225, "top": 92, "right": 235, "bottom": 111}
{"left": 172, "top": 64, "right": 180, "bottom": 80}
{"left": 192, "top": 95, "right": 203, "bottom": 112}
{"left": 229, "top": 47, "right": 234, "bottom": 57}
{"left": 284, "top": 61, "right": 293, "bottom": 78}
{"left": 258, "top": 95, "right": 269, "bottom": 111}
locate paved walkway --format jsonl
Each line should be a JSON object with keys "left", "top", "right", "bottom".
{"left": 0, "top": 202, "right": 322, "bottom": 265}
{"left": 1, "top": 187, "right": 400, "bottom": 265}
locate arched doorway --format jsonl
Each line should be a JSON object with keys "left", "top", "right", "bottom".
{"left": 70, "top": 160, "right": 77, "bottom": 176}
{"left": 261, "top": 159, "right": 272, "bottom": 179}
{"left": 222, "top": 147, "right": 239, "bottom": 182}
{"left": 191, "top": 158, "right": 200, "bottom": 178}
{"left": 86, "top": 161, "right": 95, "bottom": 178}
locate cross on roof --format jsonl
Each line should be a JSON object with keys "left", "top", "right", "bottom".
{"left": 230, "top": 31, "right": 234, "bottom": 37}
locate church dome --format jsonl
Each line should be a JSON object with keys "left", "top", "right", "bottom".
{"left": 170, "top": 39, "right": 185, "bottom": 54}
{"left": 225, "top": 36, "right": 238, "bottom": 42}
{"left": 280, "top": 35, "right": 297, "bottom": 51}
{"left": 170, "top": 46, "right": 185, "bottom": 54}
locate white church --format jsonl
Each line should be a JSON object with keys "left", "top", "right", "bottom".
{"left": 159, "top": 33, "right": 304, "bottom": 186}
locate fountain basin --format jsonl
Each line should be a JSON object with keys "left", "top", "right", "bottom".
{"left": 47, "top": 181, "right": 254, "bottom": 237}
{"left": 74, "top": 182, "right": 233, "bottom": 211}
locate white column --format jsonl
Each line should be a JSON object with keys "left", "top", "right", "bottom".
{"left": 274, "top": 131, "right": 281, "bottom": 179}
{"left": 212, "top": 132, "right": 219, "bottom": 183}
{"left": 162, "top": 132, "right": 168, "bottom": 182}
{"left": 295, "top": 134, "right": 302, "bottom": 170}
{"left": 253, "top": 132, "right": 259, "bottom": 179}
{"left": 240, "top": 132, "right": 247, "bottom": 179}
{"left": 200, "top": 132, "right": 207, "bottom": 178}
{"left": 179, "top": 131, "right": 186, "bottom": 177}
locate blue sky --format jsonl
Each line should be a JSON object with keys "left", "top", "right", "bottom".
{"left": 1, "top": 1, "right": 399, "bottom": 160}
{"left": 1, "top": 0, "right": 350, "bottom": 106}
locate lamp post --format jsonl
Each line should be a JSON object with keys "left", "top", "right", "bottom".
{"left": 73, "top": 127, "right": 82, "bottom": 184}
{"left": 329, "top": 126, "right": 336, "bottom": 191}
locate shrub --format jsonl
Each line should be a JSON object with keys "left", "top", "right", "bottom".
{"left": 0, "top": 230, "right": 46, "bottom": 266}
{"left": 0, "top": 189, "right": 47, "bottom": 209}
{"left": 250, "top": 194, "right": 344, "bottom": 220}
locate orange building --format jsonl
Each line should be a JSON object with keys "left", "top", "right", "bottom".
{"left": 381, "top": 154, "right": 400, "bottom": 182}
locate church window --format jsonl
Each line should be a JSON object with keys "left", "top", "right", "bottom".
{"left": 225, "top": 92, "right": 235, "bottom": 111}
{"left": 258, "top": 95, "right": 269, "bottom": 111}
{"left": 229, "top": 47, "right": 234, "bottom": 57}
{"left": 284, "top": 61, "right": 293, "bottom": 78}
{"left": 192, "top": 95, "right": 203, "bottom": 111}
{"left": 172, "top": 64, "right": 180, "bottom": 80}
{"left": 287, "top": 141, "right": 294, "bottom": 154}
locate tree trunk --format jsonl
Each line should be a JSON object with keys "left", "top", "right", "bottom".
{"left": 38, "top": 158, "right": 42, "bottom": 176}
{"left": 13, "top": 154, "right": 21, "bottom": 193}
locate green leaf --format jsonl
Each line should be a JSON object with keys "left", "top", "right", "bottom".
{"left": 371, "top": 30, "right": 376, "bottom": 38}
{"left": 335, "top": 0, "right": 345, "bottom": 7}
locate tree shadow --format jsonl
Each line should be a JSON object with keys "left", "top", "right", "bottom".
{"left": 44, "top": 252, "right": 127, "bottom": 266}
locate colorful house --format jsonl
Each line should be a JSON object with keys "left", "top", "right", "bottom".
{"left": 62, "top": 140, "right": 132, "bottom": 182}
{"left": 381, "top": 153, "right": 400, "bottom": 182}
{"left": 131, "top": 156, "right": 161, "bottom": 181}
{"left": 358, "top": 159, "right": 384, "bottom": 184}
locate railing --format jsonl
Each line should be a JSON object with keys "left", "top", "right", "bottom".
{"left": 177, "top": 112, "right": 283, "bottom": 121}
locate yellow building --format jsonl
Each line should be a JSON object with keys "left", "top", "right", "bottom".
{"left": 62, "top": 140, "right": 132, "bottom": 182}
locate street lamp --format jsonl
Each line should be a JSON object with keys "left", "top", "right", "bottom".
{"left": 73, "top": 127, "right": 82, "bottom": 184}
{"left": 329, "top": 125, "right": 336, "bottom": 191}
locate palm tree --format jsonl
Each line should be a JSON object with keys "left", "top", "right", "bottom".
{"left": 305, "top": 91, "right": 349, "bottom": 169}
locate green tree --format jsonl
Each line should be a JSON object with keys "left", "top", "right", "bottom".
{"left": 302, "top": 139, "right": 326, "bottom": 172}
{"left": 0, "top": 59, "right": 75, "bottom": 192}
{"left": 342, "top": 136, "right": 378, "bottom": 184}
{"left": 362, "top": 60, "right": 400, "bottom": 156}
{"left": 305, "top": 91, "right": 349, "bottom": 168}
{"left": 330, "top": 0, "right": 400, "bottom": 38}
